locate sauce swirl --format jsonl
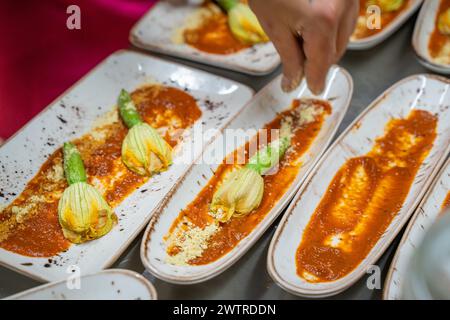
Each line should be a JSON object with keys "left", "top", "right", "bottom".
{"left": 295, "top": 109, "right": 437, "bottom": 282}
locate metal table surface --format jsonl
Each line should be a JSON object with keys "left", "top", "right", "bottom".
{"left": 0, "top": 16, "right": 434, "bottom": 300}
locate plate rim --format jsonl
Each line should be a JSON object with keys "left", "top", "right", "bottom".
{"left": 129, "top": 2, "right": 281, "bottom": 76}
{"left": 266, "top": 73, "right": 450, "bottom": 298}
{"left": 382, "top": 156, "right": 450, "bottom": 300}
{"left": 139, "top": 65, "right": 354, "bottom": 285}
{"left": 4, "top": 268, "right": 158, "bottom": 300}
{"left": 411, "top": 0, "right": 450, "bottom": 74}
{"left": 348, "top": 0, "right": 423, "bottom": 50}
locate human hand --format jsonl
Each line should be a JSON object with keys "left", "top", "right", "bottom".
{"left": 249, "top": 0, "right": 359, "bottom": 94}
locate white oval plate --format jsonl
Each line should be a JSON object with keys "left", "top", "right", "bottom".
{"left": 383, "top": 157, "right": 450, "bottom": 300}
{"left": 129, "top": 1, "right": 280, "bottom": 75}
{"left": 140, "top": 66, "right": 353, "bottom": 284}
{"left": 268, "top": 74, "right": 450, "bottom": 298}
{"left": 4, "top": 269, "right": 157, "bottom": 300}
{"left": 412, "top": 0, "right": 450, "bottom": 74}
{"left": 0, "top": 50, "right": 253, "bottom": 283}
{"left": 348, "top": 0, "right": 423, "bottom": 50}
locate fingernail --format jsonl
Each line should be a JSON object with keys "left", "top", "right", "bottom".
{"left": 311, "top": 86, "right": 324, "bottom": 96}
{"left": 281, "top": 72, "right": 303, "bottom": 93}
{"left": 309, "top": 81, "right": 325, "bottom": 96}
{"left": 281, "top": 76, "right": 291, "bottom": 92}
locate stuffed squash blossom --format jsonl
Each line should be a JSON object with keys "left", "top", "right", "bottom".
{"left": 216, "top": 0, "right": 269, "bottom": 44}
{"left": 210, "top": 120, "right": 292, "bottom": 222}
{"left": 118, "top": 89, "right": 173, "bottom": 176}
{"left": 58, "top": 142, "right": 117, "bottom": 243}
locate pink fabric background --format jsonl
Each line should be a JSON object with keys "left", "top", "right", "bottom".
{"left": 0, "top": 0, "right": 156, "bottom": 140}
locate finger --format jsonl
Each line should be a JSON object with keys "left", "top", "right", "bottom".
{"left": 259, "top": 20, "right": 305, "bottom": 92}
{"left": 336, "top": 0, "right": 359, "bottom": 61}
{"left": 302, "top": 25, "right": 337, "bottom": 95}
{"left": 278, "top": 32, "right": 305, "bottom": 92}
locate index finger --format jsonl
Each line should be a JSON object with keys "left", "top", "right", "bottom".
{"left": 301, "top": 17, "right": 338, "bottom": 94}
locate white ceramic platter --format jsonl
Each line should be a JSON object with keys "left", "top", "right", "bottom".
{"left": 140, "top": 66, "right": 353, "bottom": 284}
{"left": 383, "top": 157, "right": 450, "bottom": 300}
{"left": 130, "top": 1, "right": 280, "bottom": 75}
{"left": 349, "top": 0, "right": 423, "bottom": 50}
{"left": 412, "top": 0, "right": 450, "bottom": 74}
{"left": 5, "top": 269, "right": 157, "bottom": 300}
{"left": 268, "top": 74, "right": 450, "bottom": 298}
{"left": 0, "top": 49, "right": 253, "bottom": 282}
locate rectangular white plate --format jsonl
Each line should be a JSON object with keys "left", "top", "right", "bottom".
{"left": 130, "top": 1, "right": 280, "bottom": 75}
{"left": 383, "top": 157, "right": 450, "bottom": 300}
{"left": 349, "top": 0, "right": 423, "bottom": 50}
{"left": 5, "top": 269, "right": 157, "bottom": 300}
{"left": 268, "top": 74, "right": 450, "bottom": 298}
{"left": 413, "top": 0, "right": 450, "bottom": 74}
{"left": 140, "top": 66, "right": 353, "bottom": 284}
{"left": 0, "top": 49, "right": 253, "bottom": 282}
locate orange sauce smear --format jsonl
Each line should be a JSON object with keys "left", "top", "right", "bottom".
{"left": 0, "top": 85, "right": 201, "bottom": 257}
{"left": 167, "top": 99, "right": 331, "bottom": 265}
{"left": 442, "top": 191, "right": 450, "bottom": 211}
{"left": 353, "top": 0, "right": 410, "bottom": 39}
{"left": 295, "top": 109, "right": 437, "bottom": 282}
{"left": 429, "top": 0, "right": 450, "bottom": 59}
{"left": 183, "top": 5, "right": 249, "bottom": 54}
